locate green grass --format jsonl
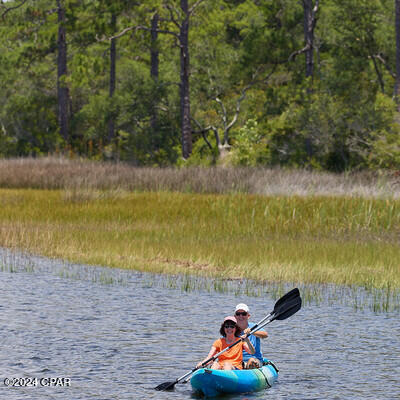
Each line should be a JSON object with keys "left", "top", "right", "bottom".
{"left": 0, "top": 188, "right": 399, "bottom": 290}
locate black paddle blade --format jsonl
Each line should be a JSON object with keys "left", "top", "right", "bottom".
{"left": 273, "top": 296, "right": 302, "bottom": 321}
{"left": 154, "top": 381, "right": 177, "bottom": 391}
{"left": 273, "top": 288, "right": 300, "bottom": 312}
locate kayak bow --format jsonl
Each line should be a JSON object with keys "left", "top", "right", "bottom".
{"left": 190, "top": 358, "right": 278, "bottom": 397}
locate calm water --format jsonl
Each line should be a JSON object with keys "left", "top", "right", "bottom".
{"left": 0, "top": 250, "right": 399, "bottom": 400}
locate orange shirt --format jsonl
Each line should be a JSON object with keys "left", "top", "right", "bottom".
{"left": 213, "top": 338, "right": 244, "bottom": 369}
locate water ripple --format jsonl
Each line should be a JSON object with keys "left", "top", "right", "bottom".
{"left": 0, "top": 248, "right": 399, "bottom": 399}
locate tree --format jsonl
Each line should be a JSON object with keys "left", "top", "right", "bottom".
{"left": 178, "top": 0, "right": 192, "bottom": 159}
{"left": 0, "top": 0, "right": 64, "bottom": 156}
{"left": 1, "top": 0, "right": 400, "bottom": 168}
{"left": 111, "top": 0, "right": 206, "bottom": 159}
{"left": 57, "top": 0, "right": 70, "bottom": 142}
{"left": 108, "top": 12, "right": 117, "bottom": 143}
{"left": 150, "top": 11, "right": 160, "bottom": 134}
{"left": 395, "top": 0, "right": 400, "bottom": 109}
{"left": 158, "top": 0, "right": 206, "bottom": 159}
{"left": 289, "top": 0, "right": 319, "bottom": 81}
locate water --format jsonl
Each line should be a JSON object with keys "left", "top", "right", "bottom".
{"left": 0, "top": 250, "right": 399, "bottom": 399}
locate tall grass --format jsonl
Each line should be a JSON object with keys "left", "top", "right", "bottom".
{"left": 0, "top": 189, "right": 399, "bottom": 290}
{"left": 1, "top": 156, "right": 400, "bottom": 198}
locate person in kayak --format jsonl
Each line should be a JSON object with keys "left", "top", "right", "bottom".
{"left": 197, "top": 316, "right": 255, "bottom": 370}
{"left": 234, "top": 303, "right": 268, "bottom": 369}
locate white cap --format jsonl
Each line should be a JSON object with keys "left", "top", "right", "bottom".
{"left": 235, "top": 303, "right": 249, "bottom": 313}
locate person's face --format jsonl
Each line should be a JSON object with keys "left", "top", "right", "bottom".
{"left": 223, "top": 322, "right": 236, "bottom": 334}
{"left": 235, "top": 309, "right": 249, "bottom": 325}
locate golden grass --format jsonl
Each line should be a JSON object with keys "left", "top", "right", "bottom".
{"left": 1, "top": 156, "right": 400, "bottom": 198}
{"left": 0, "top": 188, "right": 399, "bottom": 289}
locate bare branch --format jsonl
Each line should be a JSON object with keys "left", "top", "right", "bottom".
{"left": 143, "top": 27, "right": 179, "bottom": 38}
{"left": 370, "top": 54, "right": 385, "bottom": 93}
{"left": 189, "top": 0, "right": 205, "bottom": 15}
{"left": 214, "top": 66, "right": 276, "bottom": 144}
{"left": 191, "top": 117, "right": 221, "bottom": 150}
{"left": 373, "top": 54, "right": 396, "bottom": 78}
{"left": 192, "top": 118, "right": 220, "bottom": 149}
{"left": 164, "top": 4, "right": 181, "bottom": 29}
{"left": 215, "top": 97, "right": 227, "bottom": 132}
{"left": 311, "top": 0, "right": 319, "bottom": 31}
{"left": 289, "top": 44, "right": 311, "bottom": 62}
{"left": 1, "top": 0, "right": 28, "bottom": 20}
{"left": 47, "top": 8, "right": 58, "bottom": 15}
{"left": 226, "top": 66, "right": 274, "bottom": 132}
{"left": 312, "top": 0, "right": 319, "bottom": 14}
{"left": 97, "top": 25, "right": 179, "bottom": 42}
{"left": 224, "top": 85, "right": 252, "bottom": 139}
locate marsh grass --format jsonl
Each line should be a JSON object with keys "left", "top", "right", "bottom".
{"left": 0, "top": 189, "right": 399, "bottom": 294}
{"left": 1, "top": 247, "right": 398, "bottom": 312}
{"left": 0, "top": 249, "right": 35, "bottom": 273}
{"left": 57, "top": 267, "right": 127, "bottom": 285}
{"left": 1, "top": 158, "right": 399, "bottom": 310}
{"left": 1, "top": 156, "right": 400, "bottom": 198}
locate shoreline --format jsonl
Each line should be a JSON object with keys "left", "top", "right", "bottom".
{"left": 0, "top": 246, "right": 398, "bottom": 313}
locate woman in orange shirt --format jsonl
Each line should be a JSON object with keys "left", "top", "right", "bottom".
{"left": 197, "top": 316, "right": 255, "bottom": 370}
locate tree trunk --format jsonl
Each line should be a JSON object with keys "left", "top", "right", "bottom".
{"left": 179, "top": 0, "right": 192, "bottom": 159}
{"left": 108, "top": 13, "right": 116, "bottom": 143}
{"left": 303, "top": 0, "right": 315, "bottom": 79}
{"left": 57, "top": 0, "right": 69, "bottom": 142}
{"left": 395, "top": 0, "right": 400, "bottom": 111}
{"left": 150, "top": 12, "right": 159, "bottom": 134}
{"left": 150, "top": 12, "right": 159, "bottom": 81}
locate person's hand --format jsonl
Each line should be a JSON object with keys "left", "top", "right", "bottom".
{"left": 241, "top": 327, "right": 251, "bottom": 339}
{"left": 197, "top": 360, "right": 209, "bottom": 368}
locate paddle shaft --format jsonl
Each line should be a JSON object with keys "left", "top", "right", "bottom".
{"left": 207, "top": 317, "right": 273, "bottom": 363}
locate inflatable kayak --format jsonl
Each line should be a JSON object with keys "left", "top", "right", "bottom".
{"left": 190, "top": 358, "right": 278, "bottom": 397}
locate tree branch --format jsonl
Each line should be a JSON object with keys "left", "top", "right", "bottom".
{"left": 164, "top": 3, "right": 181, "bottom": 29}
{"left": 215, "top": 97, "right": 227, "bottom": 132}
{"left": 226, "top": 66, "right": 275, "bottom": 135}
{"left": 370, "top": 54, "right": 385, "bottom": 94}
{"left": 192, "top": 118, "right": 219, "bottom": 149}
{"left": 312, "top": 0, "right": 319, "bottom": 15}
{"left": 189, "top": 0, "right": 206, "bottom": 15}
{"left": 289, "top": 44, "right": 311, "bottom": 62}
{"left": 1, "top": 0, "right": 28, "bottom": 20}
{"left": 311, "top": 0, "right": 319, "bottom": 31}
{"left": 373, "top": 54, "right": 396, "bottom": 78}
{"left": 97, "top": 25, "right": 179, "bottom": 42}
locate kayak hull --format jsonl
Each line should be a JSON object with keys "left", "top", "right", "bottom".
{"left": 190, "top": 359, "right": 278, "bottom": 397}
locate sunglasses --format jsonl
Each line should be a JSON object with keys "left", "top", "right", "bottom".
{"left": 224, "top": 324, "right": 236, "bottom": 329}
{"left": 235, "top": 312, "right": 248, "bottom": 316}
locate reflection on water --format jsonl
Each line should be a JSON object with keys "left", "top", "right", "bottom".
{"left": 0, "top": 249, "right": 399, "bottom": 399}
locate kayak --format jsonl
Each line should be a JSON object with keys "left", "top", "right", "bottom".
{"left": 190, "top": 358, "right": 278, "bottom": 397}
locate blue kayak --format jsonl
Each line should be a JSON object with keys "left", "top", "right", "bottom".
{"left": 190, "top": 359, "right": 278, "bottom": 397}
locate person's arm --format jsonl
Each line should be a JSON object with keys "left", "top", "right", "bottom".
{"left": 253, "top": 330, "right": 268, "bottom": 339}
{"left": 197, "top": 346, "right": 217, "bottom": 368}
{"left": 244, "top": 327, "right": 268, "bottom": 339}
{"left": 243, "top": 337, "right": 255, "bottom": 355}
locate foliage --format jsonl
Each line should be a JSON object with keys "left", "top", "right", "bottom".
{"left": 0, "top": 0, "right": 400, "bottom": 169}
{"left": 230, "top": 119, "right": 269, "bottom": 166}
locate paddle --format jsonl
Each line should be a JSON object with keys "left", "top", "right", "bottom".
{"left": 154, "top": 288, "right": 302, "bottom": 391}
{"left": 248, "top": 287, "right": 300, "bottom": 329}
